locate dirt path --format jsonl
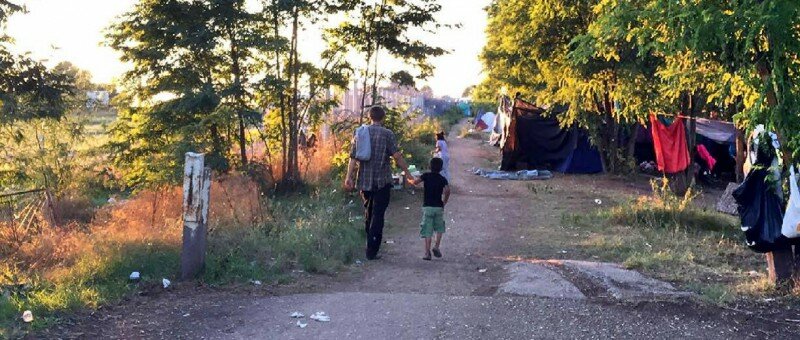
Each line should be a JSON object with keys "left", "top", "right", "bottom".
{"left": 49, "top": 126, "right": 799, "bottom": 339}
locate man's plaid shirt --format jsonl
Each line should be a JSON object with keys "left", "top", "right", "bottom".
{"left": 350, "top": 124, "right": 399, "bottom": 191}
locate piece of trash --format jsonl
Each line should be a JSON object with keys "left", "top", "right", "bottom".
{"left": 182, "top": 313, "right": 190, "bottom": 317}
{"left": 129, "top": 271, "right": 140, "bottom": 281}
{"left": 332, "top": 189, "right": 337, "bottom": 193}
{"left": 451, "top": 219, "right": 455, "bottom": 223}
{"left": 559, "top": 250, "right": 568, "bottom": 254}
{"left": 290, "top": 312, "right": 305, "bottom": 318}
{"left": 747, "top": 270, "right": 760, "bottom": 278}
{"left": 385, "top": 240, "right": 395, "bottom": 244}
{"left": 310, "top": 312, "right": 330, "bottom": 322}
{"left": 162, "top": 278, "right": 171, "bottom": 289}
{"left": 404, "top": 207, "right": 410, "bottom": 210}
{"left": 786, "top": 319, "right": 800, "bottom": 323}
{"left": 250, "top": 280, "right": 262, "bottom": 285}
{"left": 762, "top": 298, "right": 776, "bottom": 302}
{"left": 22, "top": 310, "right": 33, "bottom": 323}
{"left": 520, "top": 236, "right": 525, "bottom": 239}
{"left": 594, "top": 199, "right": 602, "bottom": 205}
{"left": 355, "top": 260, "right": 362, "bottom": 265}
{"left": 297, "top": 320, "right": 308, "bottom": 328}
{"left": 478, "top": 268, "right": 488, "bottom": 273}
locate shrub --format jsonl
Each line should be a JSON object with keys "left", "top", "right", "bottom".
{"left": 601, "top": 179, "right": 737, "bottom": 232}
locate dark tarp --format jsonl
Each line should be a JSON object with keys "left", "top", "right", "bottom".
{"left": 732, "top": 142, "right": 788, "bottom": 253}
{"left": 696, "top": 118, "right": 736, "bottom": 144}
{"left": 500, "top": 97, "right": 577, "bottom": 171}
{"left": 557, "top": 131, "right": 603, "bottom": 174}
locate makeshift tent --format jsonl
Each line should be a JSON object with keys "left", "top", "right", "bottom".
{"left": 498, "top": 97, "right": 577, "bottom": 171}
{"left": 556, "top": 131, "right": 603, "bottom": 174}
{"left": 637, "top": 117, "right": 737, "bottom": 174}
{"left": 480, "top": 112, "right": 496, "bottom": 131}
{"left": 696, "top": 118, "right": 736, "bottom": 143}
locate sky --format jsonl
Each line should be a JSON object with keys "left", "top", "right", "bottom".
{"left": 5, "top": 0, "right": 491, "bottom": 99}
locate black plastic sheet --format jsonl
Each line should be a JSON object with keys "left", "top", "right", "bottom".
{"left": 732, "top": 145, "right": 788, "bottom": 253}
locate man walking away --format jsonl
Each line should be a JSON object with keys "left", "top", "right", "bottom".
{"left": 344, "top": 106, "right": 413, "bottom": 260}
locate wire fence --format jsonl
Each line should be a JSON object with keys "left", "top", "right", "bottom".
{"left": 0, "top": 188, "right": 55, "bottom": 252}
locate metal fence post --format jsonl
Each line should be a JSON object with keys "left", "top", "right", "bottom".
{"left": 181, "top": 152, "right": 211, "bottom": 280}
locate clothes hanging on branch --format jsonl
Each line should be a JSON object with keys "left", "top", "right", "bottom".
{"left": 649, "top": 115, "right": 690, "bottom": 174}
{"left": 732, "top": 131, "right": 787, "bottom": 253}
{"left": 696, "top": 144, "right": 716, "bottom": 171}
{"left": 781, "top": 166, "right": 800, "bottom": 239}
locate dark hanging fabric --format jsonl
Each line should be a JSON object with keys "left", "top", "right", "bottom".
{"left": 501, "top": 98, "right": 577, "bottom": 170}
{"left": 732, "top": 141, "right": 788, "bottom": 253}
{"left": 650, "top": 115, "right": 690, "bottom": 173}
{"left": 557, "top": 131, "right": 603, "bottom": 174}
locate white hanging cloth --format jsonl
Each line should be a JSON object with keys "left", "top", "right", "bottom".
{"left": 782, "top": 165, "right": 800, "bottom": 238}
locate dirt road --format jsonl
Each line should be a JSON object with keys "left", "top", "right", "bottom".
{"left": 51, "top": 128, "right": 798, "bottom": 339}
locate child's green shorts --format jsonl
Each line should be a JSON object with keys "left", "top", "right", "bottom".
{"left": 420, "top": 206, "right": 445, "bottom": 238}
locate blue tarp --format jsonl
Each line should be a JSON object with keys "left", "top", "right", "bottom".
{"left": 556, "top": 132, "right": 604, "bottom": 174}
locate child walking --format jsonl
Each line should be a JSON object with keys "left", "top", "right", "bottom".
{"left": 434, "top": 132, "right": 450, "bottom": 181}
{"left": 410, "top": 157, "right": 451, "bottom": 260}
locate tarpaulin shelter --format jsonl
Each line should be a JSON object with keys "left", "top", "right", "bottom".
{"left": 473, "top": 112, "right": 496, "bottom": 132}
{"left": 635, "top": 116, "right": 737, "bottom": 179}
{"left": 556, "top": 131, "right": 604, "bottom": 174}
{"left": 498, "top": 96, "right": 578, "bottom": 171}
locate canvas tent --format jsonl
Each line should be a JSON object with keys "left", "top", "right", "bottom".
{"left": 556, "top": 131, "right": 604, "bottom": 174}
{"left": 474, "top": 112, "right": 497, "bottom": 132}
{"left": 497, "top": 96, "right": 588, "bottom": 171}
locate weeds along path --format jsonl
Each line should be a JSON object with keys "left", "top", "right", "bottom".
{"left": 52, "top": 123, "right": 798, "bottom": 339}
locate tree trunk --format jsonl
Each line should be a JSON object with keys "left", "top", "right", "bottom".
{"left": 227, "top": 24, "right": 248, "bottom": 167}
{"left": 626, "top": 122, "right": 640, "bottom": 169}
{"left": 755, "top": 49, "right": 795, "bottom": 287}
{"left": 272, "top": 4, "right": 289, "bottom": 178}
{"left": 285, "top": 6, "right": 301, "bottom": 185}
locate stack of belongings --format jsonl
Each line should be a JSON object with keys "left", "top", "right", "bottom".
{"left": 732, "top": 125, "right": 791, "bottom": 252}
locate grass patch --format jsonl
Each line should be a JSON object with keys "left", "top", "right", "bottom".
{"left": 0, "top": 182, "right": 362, "bottom": 336}
{"left": 561, "top": 179, "right": 784, "bottom": 303}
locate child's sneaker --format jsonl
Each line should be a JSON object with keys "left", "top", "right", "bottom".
{"left": 423, "top": 252, "right": 432, "bottom": 261}
{"left": 431, "top": 248, "right": 442, "bottom": 258}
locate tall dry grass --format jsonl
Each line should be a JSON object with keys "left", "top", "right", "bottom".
{"left": 1, "top": 136, "right": 364, "bottom": 335}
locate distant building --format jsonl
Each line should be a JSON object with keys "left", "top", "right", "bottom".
{"left": 86, "top": 91, "right": 110, "bottom": 108}
{"left": 333, "top": 80, "right": 426, "bottom": 118}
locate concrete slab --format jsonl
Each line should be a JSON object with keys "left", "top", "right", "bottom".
{"left": 499, "top": 262, "right": 586, "bottom": 299}
{"left": 560, "top": 260, "right": 690, "bottom": 300}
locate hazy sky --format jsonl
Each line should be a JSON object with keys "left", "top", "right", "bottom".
{"left": 5, "top": 0, "right": 490, "bottom": 98}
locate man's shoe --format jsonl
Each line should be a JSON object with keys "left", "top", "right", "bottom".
{"left": 367, "top": 255, "right": 382, "bottom": 261}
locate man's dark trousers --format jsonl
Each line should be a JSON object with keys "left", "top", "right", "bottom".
{"left": 361, "top": 184, "right": 391, "bottom": 259}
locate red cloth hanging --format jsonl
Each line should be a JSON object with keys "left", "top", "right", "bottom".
{"left": 650, "top": 115, "right": 690, "bottom": 173}
{"left": 696, "top": 144, "right": 716, "bottom": 171}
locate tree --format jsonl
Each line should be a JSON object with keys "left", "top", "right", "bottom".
{"left": 0, "top": 1, "right": 78, "bottom": 195}
{"left": 480, "top": 0, "right": 660, "bottom": 173}
{"left": 107, "top": 0, "right": 278, "bottom": 186}
{"left": 328, "top": 0, "right": 447, "bottom": 121}
{"left": 1, "top": 2, "right": 74, "bottom": 123}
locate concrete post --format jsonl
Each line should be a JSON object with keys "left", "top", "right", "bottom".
{"left": 181, "top": 152, "right": 211, "bottom": 280}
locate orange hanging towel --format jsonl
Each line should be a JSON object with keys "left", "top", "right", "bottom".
{"left": 650, "top": 115, "right": 690, "bottom": 173}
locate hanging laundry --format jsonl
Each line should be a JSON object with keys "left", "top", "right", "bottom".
{"left": 782, "top": 166, "right": 800, "bottom": 239}
{"left": 696, "top": 144, "right": 716, "bottom": 171}
{"left": 649, "top": 115, "right": 690, "bottom": 173}
{"left": 732, "top": 131, "right": 787, "bottom": 253}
